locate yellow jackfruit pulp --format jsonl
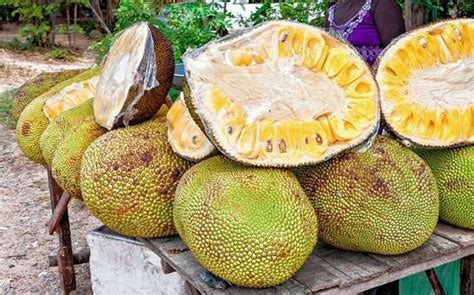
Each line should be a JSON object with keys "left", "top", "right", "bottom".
{"left": 167, "top": 93, "right": 216, "bottom": 161}
{"left": 16, "top": 67, "right": 100, "bottom": 165}
{"left": 377, "top": 19, "right": 474, "bottom": 147}
{"left": 184, "top": 21, "right": 379, "bottom": 167}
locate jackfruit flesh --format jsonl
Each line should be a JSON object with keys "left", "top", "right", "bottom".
{"left": 43, "top": 75, "right": 98, "bottom": 120}
{"left": 94, "top": 22, "right": 175, "bottom": 130}
{"left": 377, "top": 19, "right": 474, "bottom": 147}
{"left": 416, "top": 146, "right": 474, "bottom": 230}
{"left": 16, "top": 67, "right": 100, "bottom": 165}
{"left": 12, "top": 69, "right": 84, "bottom": 122}
{"left": 173, "top": 156, "right": 318, "bottom": 288}
{"left": 167, "top": 93, "right": 216, "bottom": 161}
{"left": 295, "top": 136, "right": 439, "bottom": 255}
{"left": 184, "top": 21, "right": 379, "bottom": 167}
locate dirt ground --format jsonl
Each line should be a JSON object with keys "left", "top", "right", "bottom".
{"left": 0, "top": 46, "right": 101, "bottom": 293}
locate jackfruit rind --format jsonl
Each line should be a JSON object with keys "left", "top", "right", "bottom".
{"left": 167, "top": 93, "right": 216, "bottom": 161}
{"left": 94, "top": 22, "right": 174, "bottom": 130}
{"left": 81, "top": 116, "right": 193, "bottom": 238}
{"left": 174, "top": 156, "right": 318, "bottom": 288}
{"left": 184, "top": 20, "right": 380, "bottom": 167}
{"left": 376, "top": 19, "right": 474, "bottom": 148}
{"left": 12, "top": 69, "right": 84, "bottom": 121}
{"left": 40, "top": 99, "right": 94, "bottom": 167}
{"left": 52, "top": 120, "right": 106, "bottom": 200}
{"left": 16, "top": 67, "right": 100, "bottom": 165}
{"left": 295, "top": 136, "right": 439, "bottom": 255}
{"left": 416, "top": 147, "right": 474, "bottom": 229}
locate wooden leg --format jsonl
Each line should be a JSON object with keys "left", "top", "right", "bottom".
{"left": 425, "top": 268, "right": 445, "bottom": 295}
{"left": 184, "top": 281, "right": 201, "bottom": 295}
{"left": 461, "top": 255, "right": 473, "bottom": 295}
{"left": 47, "top": 169, "right": 76, "bottom": 294}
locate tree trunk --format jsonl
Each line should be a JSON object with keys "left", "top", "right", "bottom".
{"left": 452, "top": 0, "right": 462, "bottom": 18}
{"left": 404, "top": 0, "right": 424, "bottom": 31}
{"left": 49, "top": 0, "right": 56, "bottom": 46}
{"left": 73, "top": 3, "right": 77, "bottom": 49}
{"left": 66, "top": 5, "right": 72, "bottom": 48}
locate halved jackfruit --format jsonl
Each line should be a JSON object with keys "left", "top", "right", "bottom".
{"left": 377, "top": 19, "right": 474, "bottom": 147}
{"left": 16, "top": 67, "right": 100, "bottom": 165}
{"left": 184, "top": 21, "right": 379, "bottom": 166}
{"left": 94, "top": 22, "right": 174, "bottom": 130}
{"left": 167, "top": 93, "right": 216, "bottom": 161}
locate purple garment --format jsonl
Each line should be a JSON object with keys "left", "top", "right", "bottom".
{"left": 328, "top": 0, "right": 382, "bottom": 65}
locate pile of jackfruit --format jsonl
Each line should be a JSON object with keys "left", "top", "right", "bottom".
{"left": 14, "top": 20, "right": 473, "bottom": 288}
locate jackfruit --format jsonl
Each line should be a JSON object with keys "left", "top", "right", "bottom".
{"left": 416, "top": 147, "right": 474, "bottom": 229}
{"left": 94, "top": 22, "right": 174, "bottom": 130}
{"left": 11, "top": 69, "right": 84, "bottom": 121}
{"left": 167, "top": 93, "right": 216, "bottom": 161}
{"left": 173, "top": 156, "right": 318, "bottom": 288}
{"left": 376, "top": 19, "right": 474, "bottom": 147}
{"left": 184, "top": 21, "right": 379, "bottom": 167}
{"left": 81, "top": 116, "right": 193, "bottom": 237}
{"left": 295, "top": 136, "right": 439, "bottom": 255}
{"left": 52, "top": 120, "right": 106, "bottom": 199}
{"left": 40, "top": 99, "right": 94, "bottom": 166}
{"left": 16, "top": 67, "right": 100, "bottom": 165}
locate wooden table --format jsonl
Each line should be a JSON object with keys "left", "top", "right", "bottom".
{"left": 141, "top": 223, "right": 473, "bottom": 294}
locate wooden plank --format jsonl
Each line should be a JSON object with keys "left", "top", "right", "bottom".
{"left": 434, "top": 223, "right": 474, "bottom": 247}
{"left": 142, "top": 237, "right": 311, "bottom": 295}
{"left": 48, "top": 192, "right": 71, "bottom": 235}
{"left": 461, "top": 255, "right": 473, "bottom": 295}
{"left": 317, "top": 245, "right": 474, "bottom": 295}
{"left": 314, "top": 243, "right": 390, "bottom": 288}
{"left": 293, "top": 251, "right": 348, "bottom": 292}
{"left": 369, "top": 234, "right": 460, "bottom": 272}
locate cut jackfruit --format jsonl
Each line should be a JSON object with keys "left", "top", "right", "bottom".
{"left": 94, "top": 22, "right": 174, "bottom": 130}
{"left": 16, "top": 67, "right": 100, "bottom": 165}
{"left": 184, "top": 21, "right": 379, "bottom": 167}
{"left": 377, "top": 19, "right": 474, "bottom": 147}
{"left": 167, "top": 93, "right": 216, "bottom": 161}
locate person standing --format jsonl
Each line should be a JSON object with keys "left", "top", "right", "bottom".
{"left": 326, "top": 0, "right": 406, "bottom": 66}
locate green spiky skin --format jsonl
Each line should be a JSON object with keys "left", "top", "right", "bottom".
{"left": 416, "top": 147, "right": 474, "bottom": 230}
{"left": 174, "top": 156, "right": 318, "bottom": 288}
{"left": 295, "top": 136, "right": 439, "bottom": 255}
{"left": 81, "top": 117, "right": 193, "bottom": 238}
{"left": 40, "top": 99, "right": 94, "bottom": 167}
{"left": 52, "top": 120, "right": 106, "bottom": 200}
{"left": 11, "top": 69, "right": 84, "bottom": 122}
{"left": 16, "top": 68, "right": 100, "bottom": 165}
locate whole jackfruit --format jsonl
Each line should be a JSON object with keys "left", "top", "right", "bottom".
{"left": 377, "top": 19, "right": 474, "bottom": 147}
{"left": 52, "top": 120, "right": 106, "bottom": 199}
{"left": 416, "top": 147, "right": 474, "bottom": 229}
{"left": 16, "top": 68, "right": 100, "bottom": 165}
{"left": 11, "top": 69, "right": 84, "bottom": 121}
{"left": 174, "top": 156, "right": 318, "bottom": 288}
{"left": 81, "top": 116, "right": 193, "bottom": 237}
{"left": 40, "top": 99, "right": 94, "bottom": 166}
{"left": 295, "top": 136, "right": 439, "bottom": 255}
{"left": 184, "top": 20, "right": 379, "bottom": 167}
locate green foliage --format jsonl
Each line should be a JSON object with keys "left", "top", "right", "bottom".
{"left": 47, "top": 48, "right": 75, "bottom": 61}
{"left": 240, "top": 1, "right": 328, "bottom": 28}
{"left": 0, "top": 88, "right": 16, "bottom": 129}
{"left": 92, "top": 1, "right": 234, "bottom": 63}
{"left": 161, "top": 2, "right": 234, "bottom": 62}
{"left": 461, "top": 0, "right": 474, "bottom": 17}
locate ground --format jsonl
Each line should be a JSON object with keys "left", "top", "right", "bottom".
{"left": 0, "top": 28, "right": 101, "bottom": 294}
